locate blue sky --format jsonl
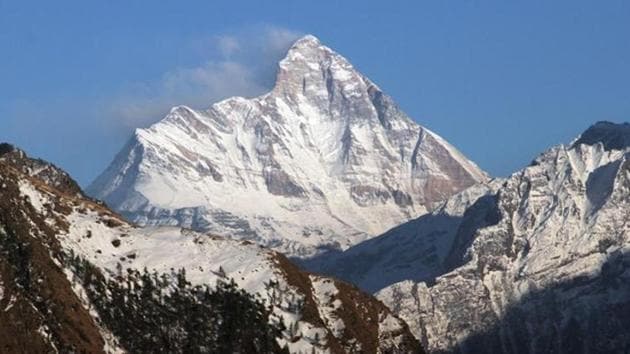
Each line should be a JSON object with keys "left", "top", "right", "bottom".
{"left": 1, "top": 1, "right": 629, "bottom": 186}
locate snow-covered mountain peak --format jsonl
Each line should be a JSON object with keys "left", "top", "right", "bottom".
{"left": 281, "top": 34, "right": 329, "bottom": 60}
{"left": 0, "top": 144, "right": 423, "bottom": 353}
{"left": 273, "top": 34, "right": 378, "bottom": 114}
{"left": 279, "top": 34, "right": 332, "bottom": 67}
{"left": 292, "top": 34, "right": 322, "bottom": 46}
{"left": 89, "top": 35, "right": 487, "bottom": 259}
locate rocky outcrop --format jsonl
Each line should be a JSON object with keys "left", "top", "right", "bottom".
{"left": 0, "top": 143, "right": 84, "bottom": 197}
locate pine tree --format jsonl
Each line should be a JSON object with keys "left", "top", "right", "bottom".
{"left": 65, "top": 255, "right": 285, "bottom": 353}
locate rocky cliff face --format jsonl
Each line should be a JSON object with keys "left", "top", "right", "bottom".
{"left": 0, "top": 145, "right": 422, "bottom": 353}
{"left": 323, "top": 122, "right": 630, "bottom": 353}
{"left": 87, "top": 35, "right": 487, "bottom": 259}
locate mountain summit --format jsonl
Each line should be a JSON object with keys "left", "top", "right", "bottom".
{"left": 88, "top": 35, "right": 487, "bottom": 258}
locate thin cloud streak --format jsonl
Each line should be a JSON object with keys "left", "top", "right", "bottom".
{"left": 2, "top": 25, "right": 302, "bottom": 185}
{"left": 108, "top": 26, "right": 302, "bottom": 130}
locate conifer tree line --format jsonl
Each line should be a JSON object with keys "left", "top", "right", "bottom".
{"left": 64, "top": 250, "right": 289, "bottom": 353}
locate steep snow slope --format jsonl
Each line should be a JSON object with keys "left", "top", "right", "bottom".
{"left": 1, "top": 145, "right": 421, "bottom": 353}
{"left": 88, "top": 35, "right": 487, "bottom": 259}
{"left": 362, "top": 122, "right": 630, "bottom": 353}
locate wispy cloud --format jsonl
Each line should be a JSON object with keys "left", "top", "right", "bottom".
{"left": 108, "top": 26, "right": 302, "bottom": 129}
{"left": 109, "top": 61, "right": 266, "bottom": 129}
{"left": 2, "top": 25, "right": 302, "bottom": 185}
{"left": 216, "top": 35, "right": 241, "bottom": 58}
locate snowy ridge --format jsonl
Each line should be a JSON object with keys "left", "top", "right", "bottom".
{"left": 0, "top": 143, "right": 84, "bottom": 197}
{"left": 57, "top": 208, "right": 419, "bottom": 353}
{"left": 310, "top": 180, "right": 503, "bottom": 293}
{"left": 357, "top": 122, "right": 630, "bottom": 353}
{"left": 0, "top": 160, "right": 109, "bottom": 352}
{"left": 3, "top": 151, "right": 421, "bottom": 353}
{"left": 88, "top": 35, "right": 487, "bottom": 259}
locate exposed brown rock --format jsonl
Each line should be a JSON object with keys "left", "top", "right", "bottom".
{"left": 0, "top": 162, "right": 106, "bottom": 353}
{"left": 272, "top": 253, "right": 423, "bottom": 353}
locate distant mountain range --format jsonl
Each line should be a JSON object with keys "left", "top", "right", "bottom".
{"left": 88, "top": 35, "right": 630, "bottom": 353}
{"left": 324, "top": 121, "right": 630, "bottom": 353}
{"left": 3, "top": 33, "right": 629, "bottom": 354}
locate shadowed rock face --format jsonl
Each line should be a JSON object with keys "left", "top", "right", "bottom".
{"left": 305, "top": 182, "right": 500, "bottom": 293}
{"left": 87, "top": 35, "right": 487, "bottom": 259}
{"left": 454, "top": 250, "right": 630, "bottom": 354}
{"left": 572, "top": 121, "right": 630, "bottom": 151}
{"left": 263, "top": 168, "right": 307, "bottom": 197}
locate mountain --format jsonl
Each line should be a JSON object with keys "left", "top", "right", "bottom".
{"left": 87, "top": 35, "right": 487, "bottom": 259}
{"left": 0, "top": 143, "right": 84, "bottom": 197}
{"left": 323, "top": 121, "right": 630, "bottom": 353}
{"left": 0, "top": 144, "right": 421, "bottom": 353}
{"left": 307, "top": 180, "right": 502, "bottom": 293}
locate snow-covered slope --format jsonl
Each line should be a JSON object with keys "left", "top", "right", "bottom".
{"left": 346, "top": 121, "right": 630, "bottom": 353}
{"left": 1, "top": 145, "right": 421, "bottom": 353}
{"left": 308, "top": 180, "right": 502, "bottom": 293}
{"left": 88, "top": 35, "right": 487, "bottom": 259}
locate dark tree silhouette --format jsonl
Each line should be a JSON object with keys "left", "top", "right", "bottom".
{"left": 64, "top": 251, "right": 288, "bottom": 353}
